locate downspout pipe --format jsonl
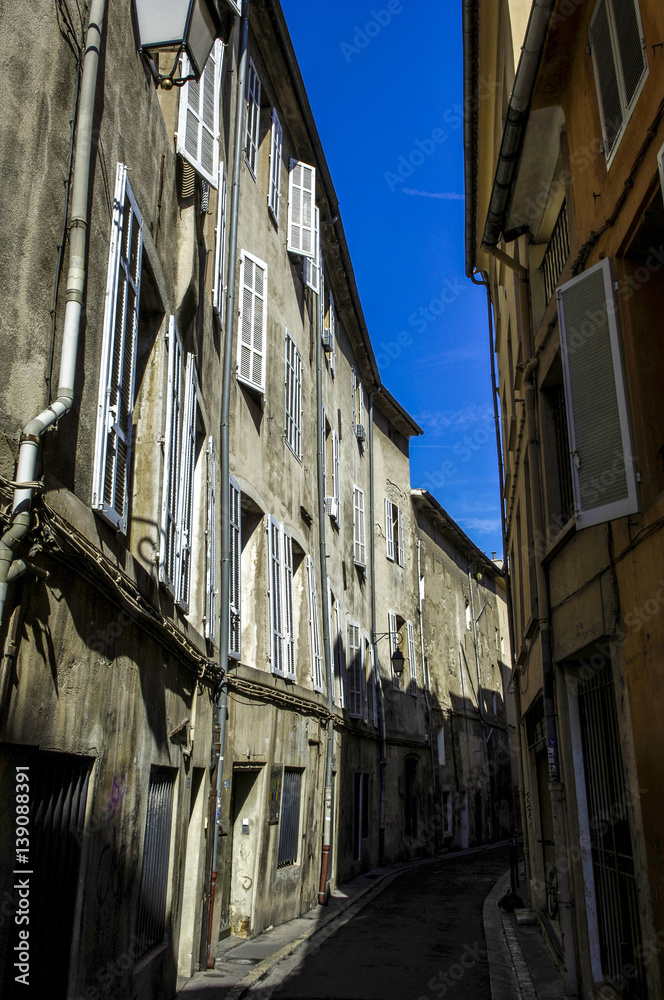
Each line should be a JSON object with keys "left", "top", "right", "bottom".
{"left": 207, "top": 0, "right": 248, "bottom": 967}
{"left": 0, "top": 0, "right": 107, "bottom": 634}
{"left": 317, "top": 247, "right": 334, "bottom": 910}
{"left": 369, "top": 392, "right": 387, "bottom": 866}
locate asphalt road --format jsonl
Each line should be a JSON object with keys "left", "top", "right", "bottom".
{"left": 266, "top": 844, "right": 510, "bottom": 1000}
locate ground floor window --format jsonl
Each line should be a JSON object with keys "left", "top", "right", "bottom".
{"left": 277, "top": 768, "right": 303, "bottom": 869}
{"left": 136, "top": 768, "right": 177, "bottom": 956}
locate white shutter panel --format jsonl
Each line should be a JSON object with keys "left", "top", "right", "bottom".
{"left": 269, "top": 517, "right": 284, "bottom": 675}
{"left": 385, "top": 498, "right": 395, "bottom": 560}
{"left": 245, "top": 59, "right": 261, "bottom": 177}
{"left": 212, "top": 160, "right": 228, "bottom": 321}
{"left": 557, "top": 259, "right": 638, "bottom": 528}
{"left": 609, "top": 0, "right": 646, "bottom": 109}
{"left": 335, "top": 600, "right": 346, "bottom": 708}
{"left": 237, "top": 251, "right": 267, "bottom": 393}
{"left": 351, "top": 368, "right": 357, "bottom": 433}
{"left": 407, "top": 621, "right": 417, "bottom": 695}
{"left": 321, "top": 405, "right": 327, "bottom": 499}
{"left": 229, "top": 476, "right": 242, "bottom": 657}
{"left": 268, "top": 109, "right": 283, "bottom": 222}
{"left": 287, "top": 159, "right": 316, "bottom": 258}
{"left": 368, "top": 643, "right": 377, "bottom": 726}
{"left": 205, "top": 437, "right": 217, "bottom": 642}
{"left": 388, "top": 611, "right": 399, "bottom": 689}
{"left": 332, "top": 431, "right": 340, "bottom": 506}
{"left": 93, "top": 163, "right": 142, "bottom": 534}
{"left": 303, "top": 207, "right": 321, "bottom": 292}
{"left": 308, "top": 556, "right": 323, "bottom": 692}
{"left": 160, "top": 317, "right": 184, "bottom": 592}
{"left": 397, "top": 506, "right": 405, "bottom": 567}
{"left": 176, "top": 354, "right": 197, "bottom": 610}
{"left": 353, "top": 487, "right": 366, "bottom": 567}
{"left": 589, "top": 0, "right": 622, "bottom": 157}
{"left": 348, "top": 623, "right": 362, "bottom": 717}
{"left": 177, "top": 41, "right": 221, "bottom": 187}
{"left": 283, "top": 528, "right": 296, "bottom": 679}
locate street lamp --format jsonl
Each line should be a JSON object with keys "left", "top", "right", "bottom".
{"left": 132, "top": 0, "right": 224, "bottom": 87}
{"left": 373, "top": 631, "right": 406, "bottom": 676}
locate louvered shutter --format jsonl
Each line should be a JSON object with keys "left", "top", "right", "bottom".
{"left": 385, "top": 498, "right": 395, "bottom": 560}
{"left": 269, "top": 517, "right": 284, "bottom": 675}
{"left": 335, "top": 600, "right": 346, "bottom": 708}
{"left": 557, "top": 258, "right": 638, "bottom": 529}
{"left": 93, "top": 163, "right": 142, "bottom": 534}
{"left": 177, "top": 40, "right": 221, "bottom": 187}
{"left": 321, "top": 405, "right": 327, "bottom": 498}
{"left": 609, "top": 0, "right": 646, "bottom": 110}
{"left": 229, "top": 477, "right": 241, "bottom": 657}
{"left": 176, "top": 354, "right": 197, "bottom": 611}
{"left": 283, "top": 528, "right": 296, "bottom": 679}
{"left": 304, "top": 207, "right": 321, "bottom": 292}
{"left": 332, "top": 431, "right": 340, "bottom": 506}
{"left": 353, "top": 487, "right": 366, "bottom": 567}
{"left": 268, "top": 109, "right": 283, "bottom": 221}
{"left": 245, "top": 59, "right": 261, "bottom": 177}
{"left": 368, "top": 643, "right": 377, "bottom": 726}
{"left": 308, "top": 556, "right": 323, "bottom": 692}
{"left": 237, "top": 251, "right": 267, "bottom": 393}
{"left": 319, "top": 264, "right": 326, "bottom": 353}
{"left": 388, "top": 611, "right": 399, "bottom": 689}
{"left": 205, "top": 438, "right": 217, "bottom": 642}
{"left": 287, "top": 160, "right": 316, "bottom": 258}
{"left": 224, "top": 0, "right": 241, "bottom": 13}
{"left": 212, "top": 160, "right": 228, "bottom": 321}
{"left": 407, "top": 621, "right": 417, "bottom": 695}
{"left": 589, "top": 0, "right": 622, "bottom": 156}
{"left": 348, "top": 622, "right": 362, "bottom": 717}
{"left": 351, "top": 369, "right": 357, "bottom": 433}
{"left": 397, "top": 506, "right": 405, "bottom": 567}
{"left": 284, "top": 332, "right": 302, "bottom": 460}
{"left": 160, "top": 317, "right": 184, "bottom": 592}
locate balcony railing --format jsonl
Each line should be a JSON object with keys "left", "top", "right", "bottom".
{"left": 540, "top": 200, "right": 570, "bottom": 303}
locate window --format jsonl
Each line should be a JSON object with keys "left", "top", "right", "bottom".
{"left": 284, "top": 331, "right": 302, "bottom": 460}
{"left": 307, "top": 555, "right": 323, "bottom": 692}
{"left": 245, "top": 58, "right": 261, "bottom": 178}
{"left": 277, "top": 768, "right": 302, "bottom": 869}
{"left": 351, "top": 369, "right": 366, "bottom": 442}
{"left": 385, "top": 499, "right": 405, "bottom": 566}
{"left": 287, "top": 159, "right": 316, "bottom": 258}
{"left": 388, "top": 611, "right": 401, "bottom": 689}
{"left": 303, "top": 207, "right": 321, "bottom": 292}
{"left": 366, "top": 639, "right": 378, "bottom": 727}
{"left": 229, "top": 477, "right": 241, "bottom": 657}
{"left": 324, "top": 423, "right": 340, "bottom": 523}
{"left": 407, "top": 620, "right": 417, "bottom": 696}
{"left": 352, "top": 486, "right": 366, "bottom": 569}
{"left": 332, "top": 597, "right": 346, "bottom": 708}
{"left": 205, "top": 438, "right": 217, "bottom": 643}
{"left": 159, "top": 318, "right": 198, "bottom": 611}
{"left": 269, "top": 519, "right": 295, "bottom": 679}
{"left": 557, "top": 258, "right": 639, "bottom": 528}
{"left": 212, "top": 161, "right": 228, "bottom": 323}
{"left": 465, "top": 601, "right": 472, "bottom": 631}
{"left": 237, "top": 250, "right": 267, "bottom": 394}
{"left": 268, "top": 109, "right": 283, "bottom": 222}
{"left": 177, "top": 40, "right": 222, "bottom": 187}
{"left": 347, "top": 623, "right": 365, "bottom": 718}
{"left": 353, "top": 773, "right": 370, "bottom": 861}
{"left": 92, "top": 164, "right": 142, "bottom": 534}
{"left": 589, "top": 0, "right": 647, "bottom": 166}
{"left": 136, "top": 768, "right": 176, "bottom": 956}
{"left": 437, "top": 727, "right": 446, "bottom": 766}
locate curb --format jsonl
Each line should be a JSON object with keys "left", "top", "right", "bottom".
{"left": 484, "top": 868, "right": 540, "bottom": 1000}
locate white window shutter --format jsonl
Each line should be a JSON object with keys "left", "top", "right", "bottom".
{"left": 351, "top": 369, "right": 357, "bottom": 433}
{"left": 308, "top": 555, "right": 323, "bottom": 692}
{"left": 319, "top": 264, "right": 326, "bottom": 357}
{"left": 321, "top": 405, "right": 327, "bottom": 499}
{"left": 353, "top": 486, "right": 366, "bottom": 567}
{"left": 397, "top": 506, "right": 405, "bottom": 567}
{"left": 205, "top": 437, "right": 217, "bottom": 643}
{"left": 368, "top": 643, "right": 377, "bottom": 726}
{"left": 388, "top": 611, "right": 399, "bottom": 689}
{"left": 335, "top": 600, "right": 346, "bottom": 708}
{"left": 160, "top": 317, "right": 184, "bottom": 593}
{"left": 589, "top": 0, "right": 622, "bottom": 156}
{"left": 284, "top": 331, "right": 302, "bottom": 460}
{"left": 282, "top": 528, "right": 296, "bottom": 679}
{"left": 229, "top": 476, "right": 242, "bottom": 658}
{"left": 557, "top": 258, "right": 639, "bottom": 529}
{"left": 237, "top": 251, "right": 267, "bottom": 393}
{"left": 385, "top": 498, "right": 395, "bottom": 561}
{"left": 177, "top": 41, "right": 222, "bottom": 187}
{"left": 212, "top": 160, "right": 228, "bottom": 321}
{"left": 348, "top": 622, "right": 362, "bottom": 717}
{"left": 304, "top": 207, "right": 321, "bottom": 292}
{"left": 287, "top": 159, "right": 316, "bottom": 258}
{"left": 175, "top": 354, "right": 197, "bottom": 611}
{"left": 92, "top": 163, "right": 142, "bottom": 534}
{"left": 361, "top": 634, "right": 368, "bottom": 722}
{"left": 268, "top": 108, "right": 283, "bottom": 222}
{"left": 407, "top": 621, "right": 417, "bottom": 695}
{"left": 332, "top": 431, "right": 340, "bottom": 505}
{"left": 245, "top": 58, "right": 261, "bottom": 177}
{"left": 269, "top": 517, "right": 284, "bottom": 675}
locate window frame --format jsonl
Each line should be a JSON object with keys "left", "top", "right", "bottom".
{"left": 268, "top": 108, "right": 283, "bottom": 222}
{"left": 177, "top": 40, "right": 223, "bottom": 187}
{"left": 284, "top": 330, "right": 303, "bottom": 461}
{"left": 308, "top": 555, "right": 323, "bottom": 692}
{"left": 347, "top": 623, "right": 365, "bottom": 719}
{"left": 287, "top": 158, "right": 316, "bottom": 258}
{"left": 237, "top": 250, "right": 268, "bottom": 394}
{"left": 245, "top": 57, "right": 261, "bottom": 179}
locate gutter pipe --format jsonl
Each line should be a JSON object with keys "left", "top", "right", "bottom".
{"left": 369, "top": 393, "right": 387, "bottom": 866}
{"left": 0, "top": 0, "right": 107, "bottom": 635}
{"left": 207, "top": 0, "right": 249, "bottom": 966}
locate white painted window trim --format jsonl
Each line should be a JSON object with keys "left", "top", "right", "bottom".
{"left": 268, "top": 108, "right": 283, "bottom": 222}
{"left": 177, "top": 40, "right": 222, "bottom": 187}
{"left": 245, "top": 57, "right": 261, "bottom": 179}
{"left": 237, "top": 250, "right": 267, "bottom": 394}
{"left": 212, "top": 160, "right": 228, "bottom": 323}
{"left": 284, "top": 330, "right": 303, "bottom": 461}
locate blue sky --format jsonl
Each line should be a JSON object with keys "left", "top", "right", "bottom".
{"left": 280, "top": 0, "right": 503, "bottom": 558}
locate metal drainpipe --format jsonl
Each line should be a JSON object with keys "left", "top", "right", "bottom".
{"left": 471, "top": 268, "right": 531, "bottom": 886}
{"left": 418, "top": 538, "right": 439, "bottom": 852}
{"left": 468, "top": 565, "right": 492, "bottom": 841}
{"left": 482, "top": 249, "right": 578, "bottom": 995}
{"left": 207, "top": 0, "right": 249, "bottom": 967}
{"left": 0, "top": 0, "right": 107, "bottom": 635}
{"left": 316, "top": 271, "right": 334, "bottom": 909}
{"left": 369, "top": 392, "right": 387, "bottom": 866}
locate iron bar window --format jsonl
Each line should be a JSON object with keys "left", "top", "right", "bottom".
{"left": 540, "top": 201, "right": 570, "bottom": 303}
{"left": 277, "top": 769, "right": 302, "bottom": 869}
{"left": 135, "top": 769, "right": 176, "bottom": 955}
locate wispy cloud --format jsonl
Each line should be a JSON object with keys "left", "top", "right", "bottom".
{"left": 459, "top": 517, "right": 502, "bottom": 537}
{"left": 415, "top": 404, "right": 493, "bottom": 436}
{"left": 402, "top": 188, "right": 465, "bottom": 201}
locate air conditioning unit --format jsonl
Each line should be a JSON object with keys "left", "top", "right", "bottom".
{"left": 324, "top": 497, "right": 339, "bottom": 521}
{"left": 355, "top": 424, "right": 366, "bottom": 443}
{"left": 322, "top": 328, "right": 333, "bottom": 352}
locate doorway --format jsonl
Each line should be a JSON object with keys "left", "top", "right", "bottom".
{"left": 229, "top": 766, "right": 263, "bottom": 938}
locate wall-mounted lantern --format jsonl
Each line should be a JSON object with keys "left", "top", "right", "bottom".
{"left": 132, "top": 0, "right": 224, "bottom": 87}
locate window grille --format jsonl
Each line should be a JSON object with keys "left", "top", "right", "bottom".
{"left": 540, "top": 200, "right": 569, "bottom": 303}
{"left": 135, "top": 769, "right": 176, "bottom": 956}
{"left": 277, "top": 769, "right": 302, "bottom": 868}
